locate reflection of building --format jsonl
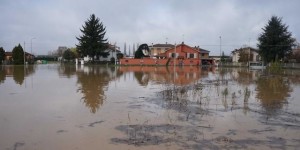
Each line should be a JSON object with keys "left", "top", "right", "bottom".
{"left": 119, "top": 66, "right": 215, "bottom": 86}
{"left": 0, "top": 65, "right": 36, "bottom": 85}
{"left": 231, "top": 69, "right": 260, "bottom": 85}
{"left": 231, "top": 47, "right": 261, "bottom": 62}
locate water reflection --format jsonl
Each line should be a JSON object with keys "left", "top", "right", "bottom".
{"left": 0, "top": 65, "right": 36, "bottom": 85}
{"left": 119, "top": 66, "right": 214, "bottom": 86}
{"left": 256, "top": 75, "right": 292, "bottom": 114}
{"left": 0, "top": 66, "right": 5, "bottom": 84}
{"left": 1, "top": 65, "right": 300, "bottom": 149}
{"left": 75, "top": 66, "right": 122, "bottom": 113}
{"left": 58, "top": 64, "right": 77, "bottom": 78}
{"left": 230, "top": 68, "right": 262, "bottom": 85}
{"left": 134, "top": 71, "right": 150, "bottom": 86}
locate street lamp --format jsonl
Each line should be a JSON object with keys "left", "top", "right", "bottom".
{"left": 219, "top": 36, "right": 222, "bottom": 57}
{"left": 30, "top": 38, "right": 36, "bottom": 64}
{"left": 23, "top": 42, "right": 26, "bottom": 65}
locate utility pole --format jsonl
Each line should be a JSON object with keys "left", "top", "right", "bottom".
{"left": 114, "top": 42, "right": 117, "bottom": 65}
{"left": 174, "top": 43, "right": 176, "bottom": 86}
{"left": 23, "top": 42, "right": 26, "bottom": 65}
{"left": 219, "top": 36, "right": 222, "bottom": 57}
{"left": 31, "top": 38, "right": 35, "bottom": 64}
{"left": 219, "top": 36, "right": 222, "bottom": 65}
{"left": 174, "top": 43, "right": 176, "bottom": 67}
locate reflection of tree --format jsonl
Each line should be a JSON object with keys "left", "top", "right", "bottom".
{"left": 13, "top": 66, "right": 25, "bottom": 85}
{"left": 234, "top": 69, "right": 256, "bottom": 85}
{"left": 134, "top": 71, "right": 149, "bottom": 86}
{"left": 58, "top": 65, "right": 76, "bottom": 78}
{"left": 77, "top": 66, "right": 122, "bottom": 113}
{"left": 256, "top": 76, "right": 292, "bottom": 114}
{"left": 25, "top": 65, "right": 36, "bottom": 77}
{"left": 219, "top": 68, "right": 229, "bottom": 77}
{"left": 12, "top": 66, "right": 36, "bottom": 85}
{"left": 0, "top": 66, "right": 6, "bottom": 84}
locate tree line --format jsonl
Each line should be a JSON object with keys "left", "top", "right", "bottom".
{"left": 75, "top": 14, "right": 298, "bottom": 64}
{"left": 1, "top": 15, "right": 299, "bottom": 65}
{"left": 0, "top": 44, "right": 35, "bottom": 65}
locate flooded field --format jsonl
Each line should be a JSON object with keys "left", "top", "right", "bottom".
{"left": 0, "top": 64, "right": 300, "bottom": 150}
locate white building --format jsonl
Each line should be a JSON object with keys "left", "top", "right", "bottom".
{"left": 99, "top": 48, "right": 121, "bottom": 61}
{"left": 231, "top": 47, "right": 261, "bottom": 63}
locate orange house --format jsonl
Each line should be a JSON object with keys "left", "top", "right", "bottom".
{"left": 163, "top": 42, "right": 201, "bottom": 65}
{"left": 164, "top": 42, "right": 201, "bottom": 59}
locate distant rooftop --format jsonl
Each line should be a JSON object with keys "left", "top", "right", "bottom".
{"left": 150, "top": 43, "right": 175, "bottom": 47}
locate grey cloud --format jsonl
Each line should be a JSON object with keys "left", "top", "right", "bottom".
{"left": 0, "top": 0, "right": 299, "bottom": 56}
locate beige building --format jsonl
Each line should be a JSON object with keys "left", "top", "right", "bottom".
{"left": 231, "top": 47, "right": 261, "bottom": 62}
{"left": 149, "top": 43, "right": 174, "bottom": 57}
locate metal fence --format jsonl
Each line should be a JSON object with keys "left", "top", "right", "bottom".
{"left": 281, "top": 63, "right": 300, "bottom": 69}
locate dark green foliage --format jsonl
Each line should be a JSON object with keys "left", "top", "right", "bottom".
{"left": 0, "top": 47, "right": 5, "bottom": 64}
{"left": 134, "top": 44, "right": 150, "bottom": 59}
{"left": 0, "top": 67, "right": 5, "bottom": 83}
{"left": 117, "top": 53, "right": 124, "bottom": 60}
{"left": 238, "top": 49, "right": 249, "bottom": 63}
{"left": 110, "top": 57, "right": 115, "bottom": 63}
{"left": 12, "top": 44, "right": 24, "bottom": 65}
{"left": 13, "top": 66, "right": 25, "bottom": 85}
{"left": 220, "top": 51, "right": 225, "bottom": 63}
{"left": 257, "top": 16, "right": 296, "bottom": 63}
{"left": 63, "top": 49, "right": 75, "bottom": 61}
{"left": 76, "top": 14, "right": 108, "bottom": 61}
{"left": 268, "top": 61, "right": 283, "bottom": 74}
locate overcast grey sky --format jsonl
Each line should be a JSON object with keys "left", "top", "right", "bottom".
{"left": 0, "top": 0, "right": 299, "bottom": 55}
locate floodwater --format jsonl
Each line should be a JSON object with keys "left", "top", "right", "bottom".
{"left": 0, "top": 64, "right": 299, "bottom": 150}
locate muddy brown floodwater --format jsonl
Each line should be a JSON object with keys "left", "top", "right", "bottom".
{"left": 0, "top": 64, "right": 300, "bottom": 150}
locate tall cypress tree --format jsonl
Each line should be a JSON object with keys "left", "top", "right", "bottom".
{"left": 76, "top": 14, "right": 108, "bottom": 61}
{"left": 0, "top": 47, "right": 5, "bottom": 64}
{"left": 257, "top": 16, "right": 295, "bottom": 63}
{"left": 12, "top": 44, "right": 24, "bottom": 65}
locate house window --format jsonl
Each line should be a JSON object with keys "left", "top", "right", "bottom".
{"left": 189, "top": 53, "right": 194, "bottom": 58}
{"left": 171, "top": 53, "right": 176, "bottom": 58}
{"left": 256, "top": 55, "right": 260, "bottom": 61}
{"left": 202, "top": 53, "right": 205, "bottom": 57}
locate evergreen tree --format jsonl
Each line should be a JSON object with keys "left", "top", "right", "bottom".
{"left": 12, "top": 44, "right": 24, "bottom": 65}
{"left": 220, "top": 51, "right": 226, "bottom": 63}
{"left": 0, "top": 47, "right": 5, "bottom": 64}
{"left": 257, "top": 16, "right": 296, "bottom": 63}
{"left": 76, "top": 14, "right": 108, "bottom": 61}
{"left": 63, "top": 49, "right": 75, "bottom": 61}
{"left": 124, "top": 42, "right": 127, "bottom": 56}
{"left": 133, "top": 43, "right": 136, "bottom": 55}
{"left": 238, "top": 47, "right": 253, "bottom": 63}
